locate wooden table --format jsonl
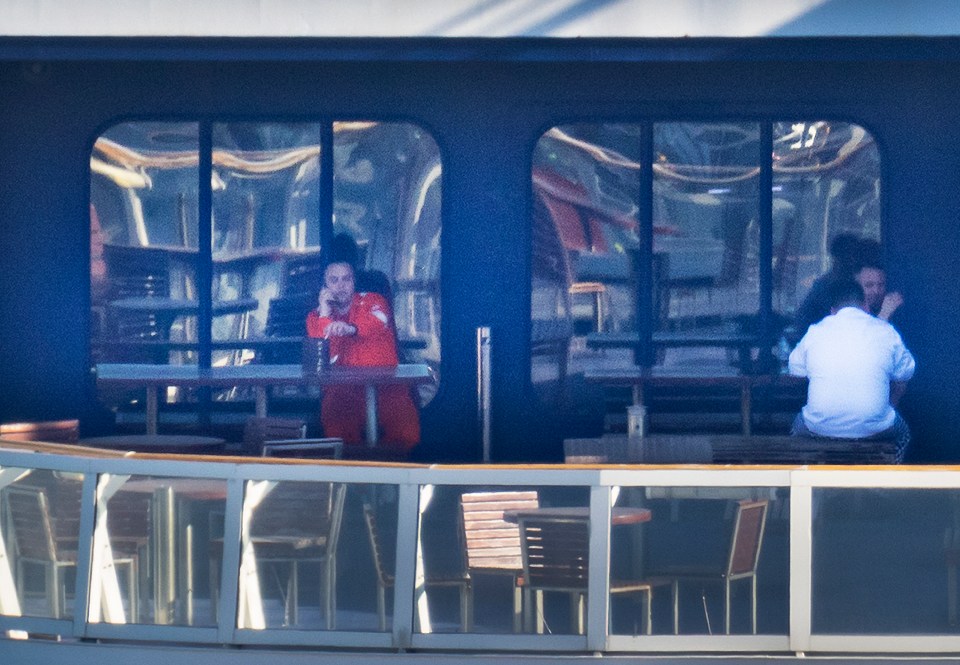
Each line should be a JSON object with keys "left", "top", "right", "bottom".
{"left": 95, "top": 362, "right": 434, "bottom": 446}
{"left": 585, "top": 367, "right": 805, "bottom": 436}
{"left": 79, "top": 434, "right": 227, "bottom": 455}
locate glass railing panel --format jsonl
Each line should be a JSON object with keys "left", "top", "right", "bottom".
{"left": 812, "top": 487, "right": 957, "bottom": 634}
{"left": 414, "top": 484, "right": 590, "bottom": 635}
{"left": 0, "top": 467, "right": 84, "bottom": 620}
{"left": 237, "top": 480, "right": 397, "bottom": 632}
{"left": 87, "top": 473, "right": 227, "bottom": 626}
{"left": 610, "top": 485, "right": 789, "bottom": 636}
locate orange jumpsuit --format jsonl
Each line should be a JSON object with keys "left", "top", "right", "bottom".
{"left": 305, "top": 292, "right": 420, "bottom": 450}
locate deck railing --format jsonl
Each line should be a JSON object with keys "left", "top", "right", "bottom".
{"left": 0, "top": 439, "right": 958, "bottom": 654}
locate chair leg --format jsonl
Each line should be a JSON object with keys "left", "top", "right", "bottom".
{"left": 461, "top": 582, "right": 473, "bottom": 632}
{"left": 512, "top": 584, "right": 523, "bottom": 633}
{"left": 671, "top": 580, "right": 679, "bottom": 635}
{"left": 644, "top": 588, "right": 652, "bottom": 635}
{"left": 724, "top": 579, "right": 731, "bottom": 635}
{"left": 376, "top": 582, "right": 386, "bottom": 632}
{"left": 751, "top": 575, "right": 758, "bottom": 634}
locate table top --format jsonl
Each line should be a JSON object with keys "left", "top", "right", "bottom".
{"left": 504, "top": 506, "right": 651, "bottom": 526}
{"left": 108, "top": 297, "right": 259, "bottom": 317}
{"left": 80, "top": 434, "right": 227, "bottom": 453}
{"left": 586, "top": 331, "right": 762, "bottom": 349}
{"left": 95, "top": 362, "right": 434, "bottom": 388}
{"left": 584, "top": 366, "right": 806, "bottom": 387}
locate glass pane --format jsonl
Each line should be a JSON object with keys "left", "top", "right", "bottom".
{"left": 772, "top": 121, "right": 881, "bottom": 339}
{"left": 238, "top": 480, "right": 397, "bottom": 631}
{"left": 613, "top": 486, "right": 787, "bottom": 635}
{"left": 653, "top": 122, "right": 761, "bottom": 373}
{"left": 333, "top": 122, "right": 442, "bottom": 403}
{"left": 88, "top": 474, "right": 227, "bottom": 626}
{"left": 530, "top": 124, "right": 642, "bottom": 404}
{"left": 211, "top": 123, "right": 323, "bottom": 376}
{"left": 0, "top": 468, "right": 84, "bottom": 619}
{"left": 91, "top": 122, "right": 200, "bottom": 366}
{"left": 812, "top": 488, "right": 955, "bottom": 634}
{"left": 416, "top": 484, "right": 589, "bottom": 634}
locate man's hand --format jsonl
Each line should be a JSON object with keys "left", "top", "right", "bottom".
{"left": 325, "top": 321, "right": 357, "bottom": 337}
{"left": 878, "top": 291, "right": 904, "bottom": 321}
{"left": 317, "top": 288, "right": 335, "bottom": 317}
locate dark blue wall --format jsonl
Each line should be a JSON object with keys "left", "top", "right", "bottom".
{"left": 0, "top": 38, "right": 957, "bottom": 462}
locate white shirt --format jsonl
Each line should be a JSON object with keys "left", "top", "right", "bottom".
{"left": 788, "top": 306, "right": 915, "bottom": 438}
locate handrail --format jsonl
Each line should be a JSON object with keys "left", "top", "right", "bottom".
{"left": 2, "top": 441, "right": 960, "bottom": 656}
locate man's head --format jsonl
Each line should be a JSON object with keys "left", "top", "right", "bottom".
{"left": 828, "top": 277, "right": 866, "bottom": 314}
{"left": 855, "top": 263, "right": 886, "bottom": 315}
{"left": 323, "top": 261, "right": 356, "bottom": 310}
{"left": 828, "top": 233, "right": 863, "bottom": 275}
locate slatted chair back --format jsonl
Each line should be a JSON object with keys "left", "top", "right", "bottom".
{"left": 4, "top": 486, "right": 59, "bottom": 565}
{"left": 727, "top": 499, "right": 769, "bottom": 579}
{"left": 241, "top": 416, "right": 307, "bottom": 456}
{"left": 0, "top": 419, "right": 80, "bottom": 444}
{"left": 363, "top": 503, "right": 394, "bottom": 588}
{"left": 460, "top": 490, "right": 539, "bottom": 574}
{"left": 520, "top": 515, "right": 590, "bottom": 593}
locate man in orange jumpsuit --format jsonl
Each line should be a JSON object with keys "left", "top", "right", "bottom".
{"left": 305, "top": 261, "right": 420, "bottom": 451}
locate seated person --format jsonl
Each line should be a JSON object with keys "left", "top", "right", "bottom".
{"left": 793, "top": 233, "right": 864, "bottom": 336}
{"left": 855, "top": 259, "right": 904, "bottom": 322}
{"left": 305, "top": 261, "right": 420, "bottom": 451}
{"left": 788, "top": 278, "right": 915, "bottom": 462}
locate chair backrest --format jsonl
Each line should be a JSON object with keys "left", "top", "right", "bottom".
{"left": 460, "top": 490, "right": 539, "bottom": 574}
{"left": 519, "top": 515, "right": 590, "bottom": 592}
{"left": 726, "top": 499, "right": 769, "bottom": 577}
{"left": 242, "top": 416, "right": 307, "bottom": 456}
{"left": 262, "top": 438, "right": 343, "bottom": 459}
{"left": 0, "top": 419, "right": 80, "bottom": 444}
{"left": 248, "top": 481, "right": 346, "bottom": 553}
{"left": 363, "top": 503, "right": 393, "bottom": 586}
{"left": 3, "top": 486, "right": 58, "bottom": 562}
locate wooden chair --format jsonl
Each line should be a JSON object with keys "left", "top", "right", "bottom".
{"left": 245, "top": 481, "right": 346, "bottom": 628}
{"left": 241, "top": 416, "right": 306, "bottom": 456}
{"left": 518, "top": 514, "right": 660, "bottom": 635}
{"left": 362, "top": 503, "right": 471, "bottom": 631}
{"left": 0, "top": 419, "right": 80, "bottom": 444}
{"left": 459, "top": 490, "right": 539, "bottom": 632}
{"left": 3, "top": 484, "right": 136, "bottom": 618}
{"left": 649, "top": 498, "right": 769, "bottom": 634}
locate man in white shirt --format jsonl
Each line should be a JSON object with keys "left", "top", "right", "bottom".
{"left": 788, "top": 278, "right": 916, "bottom": 462}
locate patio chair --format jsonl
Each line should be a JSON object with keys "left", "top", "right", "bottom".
{"left": 245, "top": 481, "right": 346, "bottom": 628}
{"left": 4, "top": 484, "right": 137, "bottom": 618}
{"left": 518, "top": 513, "right": 661, "bottom": 635}
{"left": 648, "top": 498, "right": 769, "bottom": 634}
{"left": 363, "top": 503, "right": 471, "bottom": 631}
{"left": 459, "top": 490, "right": 539, "bottom": 632}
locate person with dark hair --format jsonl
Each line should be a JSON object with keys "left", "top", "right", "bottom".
{"left": 306, "top": 261, "right": 420, "bottom": 452}
{"left": 854, "top": 257, "right": 904, "bottom": 322}
{"left": 793, "top": 233, "right": 871, "bottom": 335}
{"left": 788, "top": 278, "right": 915, "bottom": 462}
{"left": 330, "top": 232, "right": 393, "bottom": 301}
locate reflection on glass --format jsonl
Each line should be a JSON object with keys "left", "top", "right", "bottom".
{"left": 212, "top": 123, "right": 323, "bottom": 370}
{"left": 530, "top": 124, "right": 642, "bottom": 402}
{"left": 90, "top": 122, "right": 200, "bottom": 366}
{"left": 653, "top": 122, "right": 761, "bottom": 372}
{"left": 88, "top": 474, "right": 227, "bottom": 626}
{"left": 0, "top": 468, "right": 84, "bottom": 619}
{"left": 812, "top": 488, "right": 955, "bottom": 634}
{"left": 333, "top": 122, "right": 442, "bottom": 402}
{"left": 772, "top": 122, "right": 881, "bottom": 324}
{"left": 614, "top": 486, "right": 787, "bottom": 635}
{"left": 416, "top": 484, "right": 589, "bottom": 634}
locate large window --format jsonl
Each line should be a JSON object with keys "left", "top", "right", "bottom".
{"left": 91, "top": 120, "right": 441, "bottom": 407}
{"left": 530, "top": 120, "right": 880, "bottom": 401}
